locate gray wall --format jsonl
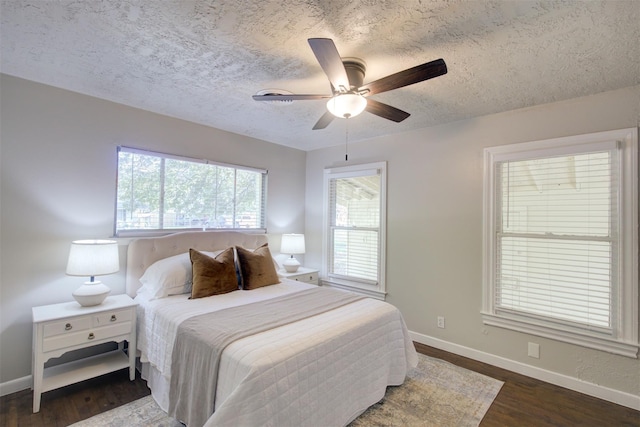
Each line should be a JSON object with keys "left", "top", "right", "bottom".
{"left": 1, "top": 73, "right": 638, "bottom": 402}
{"left": 304, "top": 85, "right": 640, "bottom": 398}
{"left": 0, "top": 74, "right": 306, "bottom": 385}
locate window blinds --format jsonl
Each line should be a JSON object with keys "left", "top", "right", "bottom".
{"left": 328, "top": 171, "right": 381, "bottom": 284}
{"left": 495, "top": 148, "right": 618, "bottom": 332}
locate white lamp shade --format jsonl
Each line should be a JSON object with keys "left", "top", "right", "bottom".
{"left": 66, "top": 240, "right": 120, "bottom": 277}
{"left": 326, "top": 94, "right": 367, "bottom": 118}
{"left": 281, "top": 234, "right": 305, "bottom": 255}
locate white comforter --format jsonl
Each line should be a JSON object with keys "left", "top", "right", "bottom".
{"left": 136, "top": 280, "right": 418, "bottom": 427}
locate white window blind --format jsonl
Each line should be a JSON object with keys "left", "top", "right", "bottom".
{"left": 496, "top": 149, "right": 617, "bottom": 332}
{"left": 329, "top": 172, "right": 380, "bottom": 283}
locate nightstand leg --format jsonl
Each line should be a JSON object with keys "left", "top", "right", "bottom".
{"left": 127, "top": 344, "right": 135, "bottom": 380}
{"left": 32, "top": 322, "right": 44, "bottom": 413}
{"left": 129, "top": 319, "right": 137, "bottom": 381}
{"left": 32, "top": 355, "right": 43, "bottom": 413}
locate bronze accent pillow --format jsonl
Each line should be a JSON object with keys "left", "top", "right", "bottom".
{"left": 236, "top": 243, "right": 280, "bottom": 290}
{"left": 189, "top": 248, "right": 238, "bottom": 299}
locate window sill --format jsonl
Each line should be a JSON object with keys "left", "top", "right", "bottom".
{"left": 482, "top": 312, "right": 638, "bottom": 358}
{"left": 321, "top": 279, "right": 386, "bottom": 301}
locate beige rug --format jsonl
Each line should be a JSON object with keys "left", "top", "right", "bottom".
{"left": 70, "top": 353, "right": 503, "bottom": 427}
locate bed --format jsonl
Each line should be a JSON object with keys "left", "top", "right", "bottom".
{"left": 126, "top": 230, "right": 418, "bottom": 427}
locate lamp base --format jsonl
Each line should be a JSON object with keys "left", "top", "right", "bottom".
{"left": 283, "top": 256, "right": 301, "bottom": 273}
{"left": 73, "top": 281, "right": 111, "bottom": 307}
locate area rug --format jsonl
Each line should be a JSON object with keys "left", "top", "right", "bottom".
{"left": 70, "top": 353, "right": 503, "bottom": 427}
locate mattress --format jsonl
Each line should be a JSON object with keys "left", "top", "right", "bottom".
{"left": 135, "top": 279, "right": 418, "bottom": 426}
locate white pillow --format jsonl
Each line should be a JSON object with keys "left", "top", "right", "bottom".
{"left": 138, "top": 252, "right": 191, "bottom": 299}
{"left": 138, "top": 250, "right": 223, "bottom": 299}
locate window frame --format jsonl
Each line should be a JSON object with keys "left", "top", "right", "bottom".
{"left": 482, "top": 128, "right": 638, "bottom": 357}
{"left": 114, "top": 146, "right": 268, "bottom": 237}
{"left": 322, "top": 161, "right": 387, "bottom": 300}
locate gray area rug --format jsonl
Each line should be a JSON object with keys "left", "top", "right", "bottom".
{"left": 70, "top": 353, "right": 503, "bottom": 427}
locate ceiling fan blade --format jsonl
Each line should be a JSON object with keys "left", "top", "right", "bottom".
{"left": 308, "top": 38, "right": 350, "bottom": 92}
{"left": 312, "top": 111, "right": 335, "bottom": 130}
{"left": 252, "top": 94, "right": 331, "bottom": 101}
{"left": 365, "top": 99, "right": 411, "bottom": 122}
{"left": 359, "top": 58, "right": 447, "bottom": 96}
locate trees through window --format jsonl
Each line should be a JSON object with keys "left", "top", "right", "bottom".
{"left": 115, "top": 147, "right": 266, "bottom": 236}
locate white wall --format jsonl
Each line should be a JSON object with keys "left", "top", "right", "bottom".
{"left": 305, "top": 86, "right": 640, "bottom": 401}
{"left": 0, "top": 74, "right": 307, "bottom": 386}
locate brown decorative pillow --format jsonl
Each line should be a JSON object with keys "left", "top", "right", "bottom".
{"left": 189, "top": 248, "right": 238, "bottom": 299}
{"left": 236, "top": 243, "right": 280, "bottom": 290}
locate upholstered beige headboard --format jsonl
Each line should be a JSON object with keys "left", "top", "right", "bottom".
{"left": 125, "top": 231, "right": 268, "bottom": 297}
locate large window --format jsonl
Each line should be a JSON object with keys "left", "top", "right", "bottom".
{"left": 115, "top": 147, "right": 267, "bottom": 236}
{"left": 482, "top": 129, "right": 638, "bottom": 357}
{"left": 323, "top": 162, "right": 386, "bottom": 299}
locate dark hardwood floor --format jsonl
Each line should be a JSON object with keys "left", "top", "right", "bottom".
{"left": 0, "top": 369, "right": 150, "bottom": 427}
{"left": 414, "top": 343, "right": 639, "bottom": 427}
{"left": 1, "top": 343, "right": 638, "bottom": 426}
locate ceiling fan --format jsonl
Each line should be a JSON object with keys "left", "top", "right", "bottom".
{"left": 252, "top": 38, "right": 447, "bottom": 130}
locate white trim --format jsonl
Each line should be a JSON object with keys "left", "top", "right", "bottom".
{"left": 0, "top": 374, "right": 31, "bottom": 397}
{"left": 484, "top": 131, "right": 623, "bottom": 160}
{"left": 119, "top": 145, "right": 268, "bottom": 174}
{"left": 619, "top": 128, "right": 639, "bottom": 346}
{"left": 410, "top": 331, "right": 640, "bottom": 410}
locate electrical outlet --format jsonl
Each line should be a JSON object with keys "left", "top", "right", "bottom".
{"left": 528, "top": 342, "right": 540, "bottom": 358}
{"left": 437, "top": 316, "right": 445, "bottom": 329}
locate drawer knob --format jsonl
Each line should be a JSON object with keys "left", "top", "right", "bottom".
{"left": 88, "top": 333, "right": 95, "bottom": 340}
{"left": 65, "top": 323, "right": 72, "bottom": 331}
{"left": 110, "top": 315, "right": 117, "bottom": 322}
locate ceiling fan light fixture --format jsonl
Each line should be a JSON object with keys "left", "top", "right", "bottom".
{"left": 326, "top": 93, "right": 367, "bottom": 119}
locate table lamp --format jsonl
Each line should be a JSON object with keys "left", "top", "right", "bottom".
{"left": 66, "top": 239, "right": 119, "bottom": 306}
{"left": 281, "top": 233, "right": 305, "bottom": 273}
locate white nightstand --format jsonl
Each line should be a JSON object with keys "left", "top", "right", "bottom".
{"left": 31, "top": 294, "right": 137, "bottom": 413}
{"left": 278, "top": 267, "right": 319, "bottom": 285}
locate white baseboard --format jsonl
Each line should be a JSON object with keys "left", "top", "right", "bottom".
{"left": 0, "top": 375, "right": 31, "bottom": 397}
{"left": 410, "top": 331, "right": 640, "bottom": 411}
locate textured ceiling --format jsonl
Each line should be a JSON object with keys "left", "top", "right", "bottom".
{"left": 1, "top": 1, "right": 639, "bottom": 151}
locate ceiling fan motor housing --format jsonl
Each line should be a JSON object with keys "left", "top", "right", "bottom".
{"left": 341, "top": 58, "right": 366, "bottom": 92}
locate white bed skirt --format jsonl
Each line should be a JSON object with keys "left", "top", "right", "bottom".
{"left": 140, "top": 361, "right": 171, "bottom": 412}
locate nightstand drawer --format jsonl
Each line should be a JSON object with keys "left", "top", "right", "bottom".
{"left": 42, "top": 321, "right": 132, "bottom": 352}
{"left": 290, "top": 271, "right": 318, "bottom": 284}
{"left": 43, "top": 316, "right": 92, "bottom": 338}
{"left": 279, "top": 268, "right": 320, "bottom": 285}
{"left": 93, "top": 308, "right": 132, "bottom": 327}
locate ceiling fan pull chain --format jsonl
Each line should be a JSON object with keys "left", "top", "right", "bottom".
{"left": 345, "top": 117, "right": 350, "bottom": 161}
